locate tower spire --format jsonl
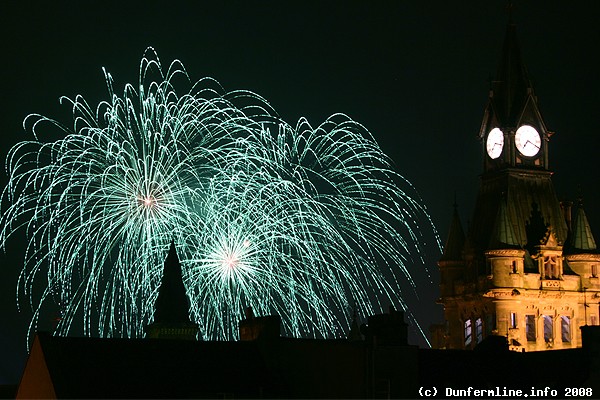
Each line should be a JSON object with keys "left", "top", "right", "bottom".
{"left": 145, "top": 240, "right": 199, "bottom": 340}
{"left": 492, "top": 22, "right": 532, "bottom": 129}
{"left": 506, "top": 0, "right": 515, "bottom": 24}
{"left": 153, "top": 240, "right": 191, "bottom": 324}
{"left": 439, "top": 202, "right": 465, "bottom": 262}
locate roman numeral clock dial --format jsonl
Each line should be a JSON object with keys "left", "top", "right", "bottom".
{"left": 515, "top": 125, "right": 541, "bottom": 157}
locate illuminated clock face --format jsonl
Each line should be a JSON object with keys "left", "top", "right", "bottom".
{"left": 486, "top": 128, "right": 504, "bottom": 159}
{"left": 515, "top": 125, "right": 541, "bottom": 157}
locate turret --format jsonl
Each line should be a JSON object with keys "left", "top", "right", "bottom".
{"left": 564, "top": 202, "right": 600, "bottom": 287}
{"left": 438, "top": 203, "right": 465, "bottom": 297}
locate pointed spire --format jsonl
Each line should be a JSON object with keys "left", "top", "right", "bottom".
{"left": 491, "top": 22, "right": 533, "bottom": 128}
{"left": 568, "top": 202, "right": 597, "bottom": 253}
{"left": 506, "top": 0, "right": 515, "bottom": 24}
{"left": 152, "top": 240, "right": 193, "bottom": 324}
{"left": 440, "top": 202, "right": 465, "bottom": 262}
{"left": 489, "top": 196, "right": 520, "bottom": 249}
{"left": 145, "top": 241, "right": 200, "bottom": 340}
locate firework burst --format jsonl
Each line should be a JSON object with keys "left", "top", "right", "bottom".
{"left": 1, "top": 48, "right": 439, "bottom": 343}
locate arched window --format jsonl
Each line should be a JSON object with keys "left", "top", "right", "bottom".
{"left": 464, "top": 320, "right": 472, "bottom": 346}
{"left": 543, "top": 255, "right": 559, "bottom": 279}
{"left": 526, "top": 315, "right": 536, "bottom": 342}
{"left": 475, "top": 318, "right": 483, "bottom": 343}
{"left": 543, "top": 315, "right": 553, "bottom": 343}
{"left": 561, "top": 316, "right": 571, "bottom": 343}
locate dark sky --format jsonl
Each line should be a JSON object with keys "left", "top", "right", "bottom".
{"left": 1, "top": 1, "right": 599, "bottom": 384}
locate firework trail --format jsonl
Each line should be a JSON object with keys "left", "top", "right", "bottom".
{"left": 1, "top": 48, "right": 439, "bottom": 343}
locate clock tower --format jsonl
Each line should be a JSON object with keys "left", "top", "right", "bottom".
{"left": 480, "top": 23, "right": 550, "bottom": 172}
{"left": 434, "top": 22, "right": 600, "bottom": 352}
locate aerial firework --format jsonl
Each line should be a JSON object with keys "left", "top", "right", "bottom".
{"left": 1, "top": 48, "right": 439, "bottom": 343}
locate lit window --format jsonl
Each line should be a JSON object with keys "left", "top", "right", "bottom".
{"left": 475, "top": 318, "right": 483, "bottom": 343}
{"left": 543, "top": 315, "right": 553, "bottom": 343}
{"left": 464, "top": 320, "right": 472, "bottom": 346}
{"left": 526, "top": 315, "right": 536, "bottom": 342}
{"left": 510, "top": 312, "right": 517, "bottom": 328}
{"left": 561, "top": 316, "right": 571, "bottom": 343}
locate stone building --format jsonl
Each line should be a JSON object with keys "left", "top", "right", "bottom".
{"left": 434, "top": 22, "right": 600, "bottom": 351}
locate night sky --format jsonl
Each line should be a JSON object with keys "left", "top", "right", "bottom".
{"left": 1, "top": 1, "right": 599, "bottom": 384}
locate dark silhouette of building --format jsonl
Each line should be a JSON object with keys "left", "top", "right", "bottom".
{"left": 12, "top": 244, "right": 600, "bottom": 398}
{"left": 145, "top": 240, "right": 199, "bottom": 340}
{"left": 15, "top": 309, "right": 600, "bottom": 398}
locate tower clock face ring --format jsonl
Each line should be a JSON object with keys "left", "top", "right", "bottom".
{"left": 486, "top": 128, "right": 504, "bottom": 159}
{"left": 515, "top": 125, "right": 541, "bottom": 157}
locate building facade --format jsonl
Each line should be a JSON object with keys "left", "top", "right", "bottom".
{"left": 435, "top": 23, "right": 600, "bottom": 351}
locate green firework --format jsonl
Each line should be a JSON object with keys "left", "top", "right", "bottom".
{"left": 1, "top": 48, "right": 439, "bottom": 343}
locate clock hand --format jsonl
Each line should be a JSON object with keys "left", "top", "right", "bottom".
{"left": 524, "top": 140, "right": 540, "bottom": 149}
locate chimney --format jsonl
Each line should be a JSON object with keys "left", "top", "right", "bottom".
{"left": 239, "top": 308, "right": 281, "bottom": 341}
{"left": 364, "top": 306, "right": 409, "bottom": 347}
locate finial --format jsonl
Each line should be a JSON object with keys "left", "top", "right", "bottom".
{"left": 577, "top": 185, "right": 584, "bottom": 207}
{"left": 506, "top": 0, "right": 515, "bottom": 24}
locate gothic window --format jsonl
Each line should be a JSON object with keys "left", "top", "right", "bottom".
{"left": 561, "top": 316, "right": 571, "bottom": 343}
{"left": 464, "top": 319, "right": 472, "bottom": 346}
{"left": 510, "top": 312, "right": 517, "bottom": 328}
{"left": 592, "top": 264, "right": 598, "bottom": 278}
{"left": 475, "top": 318, "right": 483, "bottom": 343}
{"left": 543, "top": 315, "right": 553, "bottom": 343}
{"left": 526, "top": 315, "right": 536, "bottom": 342}
{"left": 543, "top": 255, "right": 559, "bottom": 279}
{"left": 511, "top": 260, "right": 518, "bottom": 274}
